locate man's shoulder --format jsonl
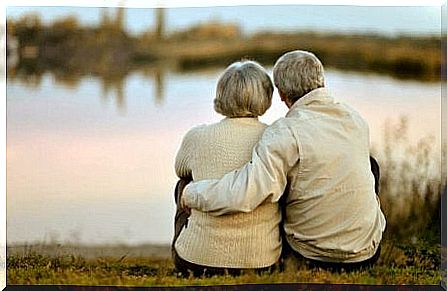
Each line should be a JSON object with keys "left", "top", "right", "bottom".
{"left": 267, "top": 117, "right": 293, "bottom": 132}
{"left": 261, "top": 117, "right": 297, "bottom": 145}
{"left": 269, "top": 114, "right": 306, "bottom": 132}
{"left": 336, "top": 102, "right": 370, "bottom": 131}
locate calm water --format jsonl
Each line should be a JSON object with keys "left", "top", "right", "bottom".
{"left": 6, "top": 68, "right": 441, "bottom": 245}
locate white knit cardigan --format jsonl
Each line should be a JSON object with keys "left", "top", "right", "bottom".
{"left": 174, "top": 117, "right": 281, "bottom": 268}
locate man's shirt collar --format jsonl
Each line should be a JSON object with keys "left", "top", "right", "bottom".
{"left": 286, "top": 88, "right": 333, "bottom": 117}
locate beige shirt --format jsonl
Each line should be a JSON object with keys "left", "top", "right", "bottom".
{"left": 184, "top": 88, "right": 386, "bottom": 263}
{"left": 175, "top": 117, "right": 281, "bottom": 268}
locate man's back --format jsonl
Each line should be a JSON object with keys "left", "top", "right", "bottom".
{"left": 280, "top": 88, "right": 386, "bottom": 263}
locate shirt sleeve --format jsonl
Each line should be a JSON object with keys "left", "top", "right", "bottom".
{"left": 175, "top": 128, "right": 198, "bottom": 179}
{"left": 182, "top": 119, "right": 299, "bottom": 216}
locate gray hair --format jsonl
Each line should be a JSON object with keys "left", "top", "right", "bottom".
{"left": 214, "top": 60, "right": 273, "bottom": 118}
{"left": 273, "top": 50, "right": 325, "bottom": 104}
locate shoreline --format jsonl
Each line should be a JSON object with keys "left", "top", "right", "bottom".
{"left": 8, "top": 18, "right": 441, "bottom": 82}
{"left": 7, "top": 243, "right": 172, "bottom": 259}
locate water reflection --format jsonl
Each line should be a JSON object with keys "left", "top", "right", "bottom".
{"left": 138, "top": 65, "right": 168, "bottom": 107}
{"left": 8, "top": 62, "right": 169, "bottom": 112}
{"left": 100, "top": 74, "right": 127, "bottom": 113}
{"left": 154, "top": 67, "right": 165, "bottom": 106}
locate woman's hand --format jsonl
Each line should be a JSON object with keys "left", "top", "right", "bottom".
{"left": 180, "top": 192, "right": 191, "bottom": 215}
{"left": 175, "top": 178, "right": 192, "bottom": 215}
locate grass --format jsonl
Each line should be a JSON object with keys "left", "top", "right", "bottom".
{"left": 6, "top": 239, "right": 443, "bottom": 286}
{"left": 375, "top": 116, "right": 442, "bottom": 242}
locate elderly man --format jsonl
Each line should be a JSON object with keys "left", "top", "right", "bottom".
{"left": 181, "top": 50, "right": 386, "bottom": 271}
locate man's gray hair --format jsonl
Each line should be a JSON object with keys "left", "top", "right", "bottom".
{"left": 214, "top": 60, "right": 273, "bottom": 118}
{"left": 273, "top": 50, "right": 325, "bottom": 104}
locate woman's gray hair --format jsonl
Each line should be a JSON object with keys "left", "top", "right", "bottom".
{"left": 214, "top": 60, "right": 273, "bottom": 118}
{"left": 273, "top": 50, "right": 325, "bottom": 104}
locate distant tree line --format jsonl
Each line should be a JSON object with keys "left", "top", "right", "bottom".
{"left": 7, "top": 11, "right": 134, "bottom": 76}
{"left": 6, "top": 12, "right": 441, "bottom": 81}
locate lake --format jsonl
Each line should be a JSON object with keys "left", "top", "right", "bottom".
{"left": 6, "top": 67, "right": 441, "bottom": 245}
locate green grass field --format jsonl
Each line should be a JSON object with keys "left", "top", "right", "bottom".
{"left": 6, "top": 238, "right": 443, "bottom": 286}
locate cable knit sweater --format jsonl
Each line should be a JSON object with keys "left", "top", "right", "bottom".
{"left": 174, "top": 117, "right": 281, "bottom": 268}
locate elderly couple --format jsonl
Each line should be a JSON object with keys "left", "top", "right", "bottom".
{"left": 172, "top": 50, "right": 386, "bottom": 277}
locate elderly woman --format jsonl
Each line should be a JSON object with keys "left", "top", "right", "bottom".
{"left": 172, "top": 60, "right": 281, "bottom": 277}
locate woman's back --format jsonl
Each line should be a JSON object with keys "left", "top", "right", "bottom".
{"left": 174, "top": 117, "right": 281, "bottom": 269}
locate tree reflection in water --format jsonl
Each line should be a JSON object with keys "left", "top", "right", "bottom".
{"left": 7, "top": 61, "right": 168, "bottom": 113}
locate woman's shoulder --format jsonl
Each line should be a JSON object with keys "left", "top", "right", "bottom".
{"left": 183, "top": 121, "right": 229, "bottom": 140}
{"left": 182, "top": 124, "right": 207, "bottom": 141}
{"left": 183, "top": 118, "right": 267, "bottom": 141}
{"left": 219, "top": 117, "right": 268, "bottom": 128}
